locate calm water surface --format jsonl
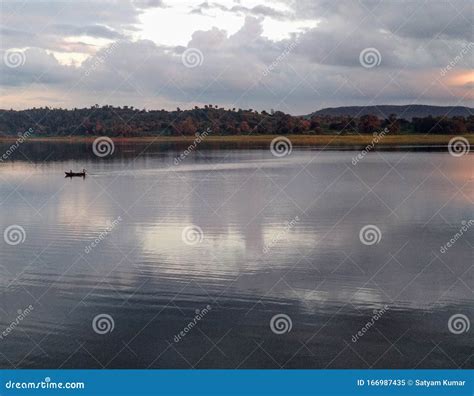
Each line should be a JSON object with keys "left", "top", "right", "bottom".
{"left": 0, "top": 143, "right": 472, "bottom": 368}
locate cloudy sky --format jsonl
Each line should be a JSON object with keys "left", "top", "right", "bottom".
{"left": 1, "top": 0, "right": 472, "bottom": 114}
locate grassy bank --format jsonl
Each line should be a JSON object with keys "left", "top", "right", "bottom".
{"left": 0, "top": 134, "right": 472, "bottom": 146}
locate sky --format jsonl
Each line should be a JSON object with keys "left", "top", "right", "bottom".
{"left": 0, "top": 0, "right": 473, "bottom": 114}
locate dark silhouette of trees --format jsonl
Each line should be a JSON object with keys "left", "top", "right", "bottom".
{"left": 0, "top": 106, "right": 471, "bottom": 136}
{"left": 382, "top": 114, "right": 400, "bottom": 134}
{"left": 412, "top": 116, "right": 469, "bottom": 134}
{"left": 358, "top": 115, "right": 381, "bottom": 133}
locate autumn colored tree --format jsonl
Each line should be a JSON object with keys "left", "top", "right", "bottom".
{"left": 177, "top": 117, "right": 197, "bottom": 135}
{"left": 239, "top": 121, "right": 250, "bottom": 133}
{"left": 0, "top": 106, "right": 471, "bottom": 137}
{"left": 358, "top": 114, "right": 381, "bottom": 133}
{"left": 383, "top": 114, "right": 400, "bottom": 134}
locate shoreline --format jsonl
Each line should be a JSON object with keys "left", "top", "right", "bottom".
{"left": 0, "top": 134, "right": 472, "bottom": 147}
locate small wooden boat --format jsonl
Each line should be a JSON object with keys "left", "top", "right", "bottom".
{"left": 65, "top": 169, "right": 86, "bottom": 178}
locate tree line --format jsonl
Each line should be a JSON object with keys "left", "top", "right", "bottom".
{"left": 0, "top": 105, "right": 472, "bottom": 136}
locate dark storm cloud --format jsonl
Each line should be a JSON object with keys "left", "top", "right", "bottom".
{"left": 289, "top": 0, "right": 473, "bottom": 41}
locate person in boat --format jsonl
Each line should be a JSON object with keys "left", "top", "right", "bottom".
{"left": 65, "top": 169, "right": 86, "bottom": 177}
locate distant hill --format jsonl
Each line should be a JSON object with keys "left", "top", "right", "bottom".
{"left": 310, "top": 105, "right": 473, "bottom": 120}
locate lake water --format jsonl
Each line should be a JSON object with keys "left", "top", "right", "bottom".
{"left": 0, "top": 142, "right": 472, "bottom": 368}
